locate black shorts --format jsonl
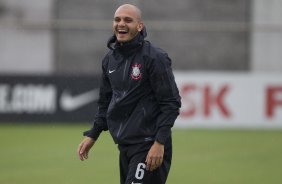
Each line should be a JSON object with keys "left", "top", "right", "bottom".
{"left": 118, "top": 136, "right": 172, "bottom": 184}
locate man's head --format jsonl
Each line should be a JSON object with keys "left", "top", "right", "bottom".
{"left": 113, "top": 4, "right": 144, "bottom": 43}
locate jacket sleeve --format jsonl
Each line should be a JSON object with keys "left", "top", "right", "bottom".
{"left": 147, "top": 51, "right": 181, "bottom": 145}
{"left": 83, "top": 57, "right": 112, "bottom": 140}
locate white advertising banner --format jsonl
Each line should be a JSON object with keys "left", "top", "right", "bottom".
{"left": 175, "top": 72, "right": 282, "bottom": 129}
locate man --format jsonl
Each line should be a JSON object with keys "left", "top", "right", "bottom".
{"left": 77, "top": 4, "right": 181, "bottom": 184}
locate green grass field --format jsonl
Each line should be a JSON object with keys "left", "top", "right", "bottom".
{"left": 0, "top": 123, "right": 282, "bottom": 184}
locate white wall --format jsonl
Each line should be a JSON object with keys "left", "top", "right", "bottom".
{"left": 0, "top": 0, "right": 53, "bottom": 74}
{"left": 251, "top": 0, "right": 282, "bottom": 72}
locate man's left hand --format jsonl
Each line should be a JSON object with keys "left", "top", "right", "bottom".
{"left": 145, "top": 141, "right": 164, "bottom": 171}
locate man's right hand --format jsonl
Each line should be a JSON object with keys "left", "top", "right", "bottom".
{"left": 77, "top": 137, "right": 95, "bottom": 161}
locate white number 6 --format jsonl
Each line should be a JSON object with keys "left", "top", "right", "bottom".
{"left": 135, "top": 163, "right": 146, "bottom": 180}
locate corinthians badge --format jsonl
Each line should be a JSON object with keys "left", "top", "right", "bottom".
{"left": 131, "top": 64, "right": 142, "bottom": 80}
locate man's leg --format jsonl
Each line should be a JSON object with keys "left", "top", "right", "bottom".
{"left": 119, "top": 145, "right": 129, "bottom": 184}
{"left": 124, "top": 137, "right": 172, "bottom": 184}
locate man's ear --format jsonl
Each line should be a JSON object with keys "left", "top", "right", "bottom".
{"left": 138, "top": 22, "right": 144, "bottom": 32}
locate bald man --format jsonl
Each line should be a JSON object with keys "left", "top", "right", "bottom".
{"left": 77, "top": 4, "right": 181, "bottom": 184}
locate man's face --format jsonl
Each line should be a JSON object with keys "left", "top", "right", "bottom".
{"left": 113, "top": 7, "right": 143, "bottom": 43}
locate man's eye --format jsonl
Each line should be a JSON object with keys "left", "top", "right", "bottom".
{"left": 114, "top": 18, "right": 120, "bottom": 22}
{"left": 124, "top": 18, "right": 133, "bottom": 23}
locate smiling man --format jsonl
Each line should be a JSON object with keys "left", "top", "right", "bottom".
{"left": 113, "top": 4, "right": 143, "bottom": 42}
{"left": 77, "top": 4, "right": 181, "bottom": 184}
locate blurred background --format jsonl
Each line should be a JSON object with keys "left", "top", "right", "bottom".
{"left": 1, "top": 0, "right": 281, "bottom": 75}
{"left": 0, "top": 0, "right": 281, "bottom": 125}
{"left": 0, "top": 0, "right": 282, "bottom": 184}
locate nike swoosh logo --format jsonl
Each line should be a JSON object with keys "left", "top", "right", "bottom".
{"left": 109, "top": 69, "right": 115, "bottom": 74}
{"left": 60, "top": 89, "right": 99, "bottom": 111}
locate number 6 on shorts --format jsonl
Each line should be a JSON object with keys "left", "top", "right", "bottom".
{"left": 135, "top": 163, "right": 146, "bottom": 180}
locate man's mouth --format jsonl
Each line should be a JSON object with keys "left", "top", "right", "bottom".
{"left": 117, "top": 29, "right": 128, "bottom": 35}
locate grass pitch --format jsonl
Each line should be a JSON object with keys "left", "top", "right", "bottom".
{"left": 0, "top": 123, "right": 281, "bottom": 184}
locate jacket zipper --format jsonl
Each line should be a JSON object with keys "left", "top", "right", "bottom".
{"left": 116, "top": 58, "right": 129, "bottom": 139}
{"left": 116, "top": 123, "right": 122, "bottom": 138}
{"left": 122, "top": 58, "right": 130, "bottom": 95}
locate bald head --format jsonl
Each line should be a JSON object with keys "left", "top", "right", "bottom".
{"left": 114, "top": 4, "right": 142, "bottom": 21}
{"left": 113, "top": 4, "right": 144, "bottom": 42}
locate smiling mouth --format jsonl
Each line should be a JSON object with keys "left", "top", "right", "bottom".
{"left": 117, "top": 29, "right": 128, "bottom": 35}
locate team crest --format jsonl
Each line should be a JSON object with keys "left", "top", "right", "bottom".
{"left": 131, "top": 64, "right": 142, "bottom": 80}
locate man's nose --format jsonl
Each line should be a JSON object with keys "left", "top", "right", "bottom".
{"left": 118, "top": 20, "right": 126, "bottom": 26}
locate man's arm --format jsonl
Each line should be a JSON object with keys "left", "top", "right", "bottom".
{"left": 146, "top": 51, "right": 181, "bottom": 170}
{"left": 83, "top": 61, "right": 112, "bottom": 140}
{"left": 77, "top": 57, "right": 112, "bottom": 160}
{"left": 148, "top": 51, "right": 181, "bottom": 144}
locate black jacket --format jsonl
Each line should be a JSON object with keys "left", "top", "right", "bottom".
{"left": 84, "top": 28, "right": 181, "bottom": 145}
